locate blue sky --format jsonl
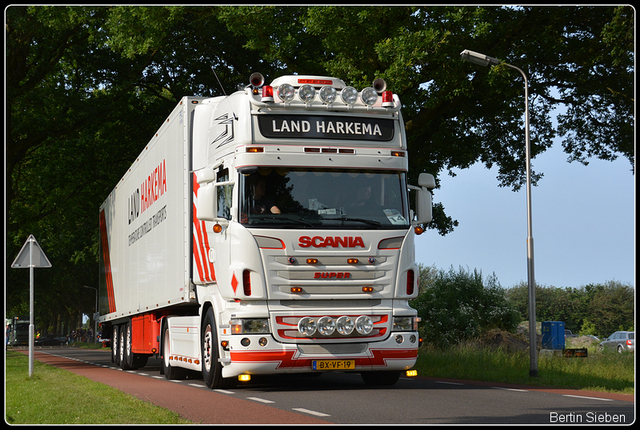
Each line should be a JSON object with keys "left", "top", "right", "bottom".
{"left": 416, "top": 142, "right": 635, "bottom": 289}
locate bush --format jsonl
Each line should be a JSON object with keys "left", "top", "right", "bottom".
{"left": 504, "top": 280, "right": 634, "bottom": 338}
{"left": 412, "top": 265, "right": 520, "bottom": 347}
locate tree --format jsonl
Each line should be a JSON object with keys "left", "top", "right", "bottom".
{"left": 412, "top": 265, "right": 520, "bottom": 346}
{"left": 6, "top": 5, "right": 633, "bottom": 329}
{"left": 585, "top": 282, "right": 635, "bottom": 336}
{"left": 218, "top": 6, "right": 634, "bottom": 188}
{"left": 504, "top": 281, "right": 634, "bottom": 337}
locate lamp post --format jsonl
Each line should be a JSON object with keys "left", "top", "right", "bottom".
{"left": 83, "top": 285, "right": 98, "bottom": 343}
{"left": 460, "top": 49, "right": 538, "bottom": 377}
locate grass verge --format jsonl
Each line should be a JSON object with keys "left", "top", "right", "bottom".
{"left": 414, "top": 343, "right": 634, "bottom": 395}
{"left": 5, "top": 350, "right": 191, "bottom": 424}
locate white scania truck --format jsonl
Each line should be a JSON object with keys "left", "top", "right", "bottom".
{"left": 98, "top": 73, "right": 435, "bottom": 388}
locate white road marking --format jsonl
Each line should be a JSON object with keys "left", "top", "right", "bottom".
{"left": 491, "top": 387, "right": 529, "bottom": 392}
{"left": 563, "top": 394, "right": 613, "bottom": 402}
{"left": 247, "top": 397, "right": 275, "bottom": 404}
{"left": 292, "top": 408, "right": 330, "bottom": 417}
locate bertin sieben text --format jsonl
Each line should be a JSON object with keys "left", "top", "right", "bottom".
{"left": 549, "top": 411, "right": 626, "bottom": 423}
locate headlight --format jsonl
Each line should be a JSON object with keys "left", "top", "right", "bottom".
{"left": 317, "top": 316, "right": 336, "bottom": 336}
{"left": 230, "top": 319, "right": 270, "bottom": 334}
{"left": 298, "top": 317, "right": 317, "bottom": 336}
{"left": 336, "top": 316, "right": 355, "bottom": 335}
{"left": 355, "top": 315, "right": 373, "bottom": 335}
{"left": 393, "top": 316, "right": 420, "bottom": 332}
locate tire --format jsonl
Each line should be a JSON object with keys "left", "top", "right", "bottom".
{"left": 121, "top": 322, "right": 134, "bottom": 370}
{"left": 361, "top": 371, "right": 401, "bottom": 386}
{"left": 118, "top": 324, "right": 131, "bottom": 370}
{"left": 111, "top": 325, "right": 119, "bottom": 365}
{"left": 617, "top": 345, "right": 623, "bottom": 353}
{"left": 202, "top": 308, "right": 236, "bottom": 389}
{"left": 161, "top": 322, "right": 186, "bottom": 380}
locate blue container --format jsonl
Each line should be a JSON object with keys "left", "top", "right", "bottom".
{"left": 542, "top": 321, "right": 565, "bottom": 350}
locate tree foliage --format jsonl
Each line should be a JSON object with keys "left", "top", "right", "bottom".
{"left": 504, "top": 281, "right": 634, "bottom": 337}
{"left": 5, "top": 6, "right": 634, "bottom": 333}
{"left": 412, "top": 265, "right": 520, "bottom": 347}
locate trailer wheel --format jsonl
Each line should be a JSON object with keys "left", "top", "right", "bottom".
{"left": 118, "top": 324, "right": 131, "bottom": 370}
{"left": 361, "top": 371, "right": 401, "bottom": 386}
{"left": 111, "top": 325, "right": 119, "bottom": 365}
{"left": 121, "top": 321, "right": 134, "bottom": 370}
{"left": 202, "top": 308, "right": 236, "bottom": 389}
{"left": 161, "top": 322, "right": 186, "bottom": 380}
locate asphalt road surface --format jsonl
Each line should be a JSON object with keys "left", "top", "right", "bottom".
{"left": 19, "top": 347, "right": 635, "bottom": 424}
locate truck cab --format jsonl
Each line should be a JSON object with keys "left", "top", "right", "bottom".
{"left": 191, "top": 74, "right": 434, "bottom": 387}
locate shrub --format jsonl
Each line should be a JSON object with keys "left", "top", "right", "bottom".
{"left": 412, "top": 265, "right": 520, "bottom": 347}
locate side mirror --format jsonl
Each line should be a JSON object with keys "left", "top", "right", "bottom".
{"left": 412, "top": 173, "right": 435, "bottom": 225}
{"left": 418, "top": 173, "right": 436, "bottom": 189}
{"left": 415, "top": 188, "right": 432, "bottom": 224}
{"left": 196, "top": 183, "right": 217, "bottom": 222}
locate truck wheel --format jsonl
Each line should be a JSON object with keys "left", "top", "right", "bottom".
{"left": 161, "top": 322, "right": 186, "bottom": 380}
{"left": 118, "top": 324, "right": 131, "bottom": 370}
{"left": 121, "top": 322, "right": 134, "bottom": 370}
{"left": 361, "top": 371, "right": 401, "bottom": 386}
{"left": 111, "top": 325, "right": 119, "bottom": 364}
{"left": 202, "top": 308, "right": 236, "bottom": 389}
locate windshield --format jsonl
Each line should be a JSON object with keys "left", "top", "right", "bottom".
{"left": 240, "top": 168, "right": 409, "bottom": 229}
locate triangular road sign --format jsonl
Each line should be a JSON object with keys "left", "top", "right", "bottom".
{"left": 11, "top": 234, "right": 52, "bottom": 268}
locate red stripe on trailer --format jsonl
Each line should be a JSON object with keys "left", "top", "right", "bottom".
{"left": 99, "top": 209, "right": 116, "bottom": 313}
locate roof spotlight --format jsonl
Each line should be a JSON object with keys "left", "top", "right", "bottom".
{"left": 277, "top": 83, "right": 295, "bottom": 102}
{"left": 361, "top": 87, "right": 378, "bottom": 106}
{"left": 319, "top": 85, "right": 337, "bottom": 104}
{"left": 298, "top": 84, "right": 316, "bottom": 103}
{"left": 341, "top": 86, "right": 358, "bottom": 105}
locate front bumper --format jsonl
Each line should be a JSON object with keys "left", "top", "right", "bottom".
{"left": 221, "top": 332, "right": 419, "bottom": 378}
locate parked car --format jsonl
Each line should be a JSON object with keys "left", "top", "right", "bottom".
{"left": 564, "top": 329, "right": 577, "bottom": 339}
{"left": 599, "top": 331, "right": 634, "bottom": 353}
{"left": 34, "top": 334, "right": 67, "bottom": 346}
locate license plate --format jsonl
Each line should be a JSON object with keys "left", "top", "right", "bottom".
{"left": 312, "top": 359, "right": 355, "bottom": 370}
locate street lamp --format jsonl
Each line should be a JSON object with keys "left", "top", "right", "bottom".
{"left": 460, "top": 49, "right": 538, "bottom": 377}
{"left": 83, "top": 285, "right": 98, "bottom": 343}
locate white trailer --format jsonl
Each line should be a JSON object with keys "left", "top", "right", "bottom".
{"left": 99, "top": 73, "right": 435, "bottom": 388}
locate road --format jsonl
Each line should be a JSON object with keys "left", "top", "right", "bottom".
{"left": 20, "top": 347, "right": 635, "bottom": 424}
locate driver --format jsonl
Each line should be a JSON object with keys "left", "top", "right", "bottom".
{"left": 249, "top": 178, "right": 281, "bottom": 214}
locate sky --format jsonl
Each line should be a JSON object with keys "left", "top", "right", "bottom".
{"left": 415, "top": 142, "right": 635, "bottom": 289}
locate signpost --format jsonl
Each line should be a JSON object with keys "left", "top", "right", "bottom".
{"left": 11, "top": 235, "right": 52, "bottom": 377}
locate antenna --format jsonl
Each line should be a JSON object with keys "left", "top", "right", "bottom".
{"left": 210, "top": 66, "right": 227, "bottom": 96}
